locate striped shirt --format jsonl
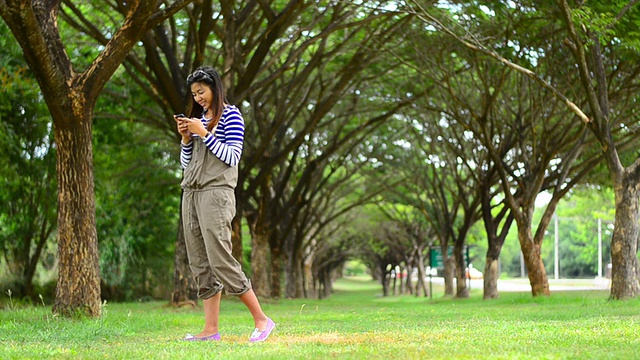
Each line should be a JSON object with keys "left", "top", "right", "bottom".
{"left": 180, "top": 105, "right": 244, "bottom": 168}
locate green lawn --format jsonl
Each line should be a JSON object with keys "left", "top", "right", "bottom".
{"left": 1, "top": 276, "right": 638, "bottom": 359}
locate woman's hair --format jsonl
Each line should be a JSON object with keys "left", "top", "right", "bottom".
{"left": 186, "top": 66, "right": 227, "bottom": 131}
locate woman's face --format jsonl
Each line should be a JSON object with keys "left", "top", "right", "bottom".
{"left": 191, "top": 82, "right": 214, "bottom": 112}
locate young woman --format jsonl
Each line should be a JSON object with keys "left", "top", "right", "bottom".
{"left": 175, "top": 67, "right": 275, "bottom": 342}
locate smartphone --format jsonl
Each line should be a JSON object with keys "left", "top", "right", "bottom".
{"left": 175, "top": 113, "right": 186, "bottom": 118}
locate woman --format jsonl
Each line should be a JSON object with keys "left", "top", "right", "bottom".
{"left": 175, "top": 67, "right": 275, "bottom": 342}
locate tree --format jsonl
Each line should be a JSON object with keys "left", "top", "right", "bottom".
{"left": 354, "top": 216, "right": 407, "bottom": 297}
{"left": 380, "top": 114, "right": 484, "bottom": 298}
{"left": 407, "top": 0, "right": 640, "bottom": 299}
{"left": 376, "top": 204, "right": 432, "bottom": 297}
{"left": 405, "top": 0, "right": 612, "bottom": 297}
{"left": 234, "top": 2, "right": 415, "bottom": 298}
{"left": 0, "top": 0, "right": 194, "bottom": 316}
{"left": 60, "top": 0, "right": 418, "bottom": 301}
{"left": 277, "top": 143, "right": 390, "bottom": 298}
{"left": 478, "top": 170, "right": 514, "bottom": 299}
{"left": 59, "top": 0, "right": 212, "bottom": 305}
{"left": 556, "top": 0, "right": 640, "bottom": 299}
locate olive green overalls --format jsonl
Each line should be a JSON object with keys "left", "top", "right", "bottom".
{"left": 181, "top": 137, "right": 251, "bottom": 299}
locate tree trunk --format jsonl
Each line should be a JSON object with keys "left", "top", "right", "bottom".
{"left": 443, "top": 256, "right": 455, "bottom": 296}
{"left": 392, "top": 269, "right": 397, "bottom": 295}
{"left": 399, "top": 265, "right": 405, "bottom": 295}
{"left": 250, "top": 226, "right": 270, "bottom": 297}
{"left": 317, "top": 269, "right": 327, "bottom": 299}
{"left": 311, "top": 267, "right": 319, "bottom": 299}
{"left": 303, "top": 247, "right": 315, "bottom": 298}
{"left": 610, "top": 177, "right": 640, "bottom": 299}
{"left": 284, "top": 241, "right": 302, "bottom": 298}
{"left": 454, "top": 243, "right": 469, "bottom": 298}
{"left": 320, "top": 269, "right": 332, "bottom": 299}
{"left": 300, "top": 259, "right": 308, "bottom": 298}
{"left": 171, "top": 200, "right": 198, "bottom": 304}
{"left": 483, "top": 255, "right": 500, "bottom": 300}
{"left": 380, "top": 264, "right": 390, "bottom": 297}
{"left": 481, "top": 181, "right": 513, "bottom": 300}
{"left": 23, "top": 221, "right": 53, "bottom": 300}
{"left": 415, "top": 249, "right": 429, "bottom": 297}
{"left": 518, "top": 226, "right": 550, "bottom": 296}
{"left": 53, "top": 115, "right": 101, "bottom": 317}
{"left": 294, "top": 253, "right": 304, "bottom": 298}
{"left": 404, "top": 263, "right": 414, "bottom": 295}
{"left": 325, "top": 269, "right": 334, "bottom": 297}
{"left": 269, "top": 241, "right": 282, "bottom": 298}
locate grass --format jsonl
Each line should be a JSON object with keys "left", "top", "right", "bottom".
{"left": 1, "top": 276, "right": 639, "bottom": 359}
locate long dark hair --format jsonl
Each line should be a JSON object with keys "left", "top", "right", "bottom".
{"left": 186, "top": 66, "right": 227, "bottom": 131}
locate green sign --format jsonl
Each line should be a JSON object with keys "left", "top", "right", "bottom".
{"left": 429, "top": 246, "right": 469, "bottom": 269}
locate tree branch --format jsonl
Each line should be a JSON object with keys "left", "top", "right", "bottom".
{"left": 406, "top": 0, "right": 590, "bottom": 124}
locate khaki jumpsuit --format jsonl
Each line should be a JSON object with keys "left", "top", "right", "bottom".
{"left": 181, "top": 137, "right": 251, "bottom": 299}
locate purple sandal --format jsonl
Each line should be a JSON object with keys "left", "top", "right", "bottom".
{"left": 249, "top": 318, "right": 276, "bottom": 342}
{"left": 183, "top": 333, "right": 221, "bottom": 341}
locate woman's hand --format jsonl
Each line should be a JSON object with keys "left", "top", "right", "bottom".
{"left": 183, "top": 117, "right": 208, "bottom": 138}
{"left": 174, "top": 114, "right": 192, "bottom": 143}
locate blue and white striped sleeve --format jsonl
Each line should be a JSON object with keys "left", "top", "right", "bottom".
{"left": 202, "top": 106, "right": 245, "bottom": 167}
{"left": 180, "top": 140, "right": 193, "bottom": 169}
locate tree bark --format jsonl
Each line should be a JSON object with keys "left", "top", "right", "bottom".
{"left": 324, "top": 269, "right": 333, "bottom": 298}
{"left": 518, "top": 226, "right": 550, "bottom": 296}
{"left": 415, "top": 248, "right": 429, "bottom": 297}
{"left": 443, "top": 253, "right": 455, "bottom": 296}
{"left": 284, "top": 240, "right": 302, "bottom": 298}
{"left": 483, "top": 243, "right": 502, "bottom": 300}
{"left": 392, "top": 269, "right": 397, "bottom": 295}
{"left": 404, "top": 261, "right": 414, "bottom": 295}
{"left": 481, "top": 189, "right": 514, "bottom": 300}
{"left": 269, "top": 240, "right": 282, "bottom": 298}
{"left": 249, "top": 223, "right": 270, "bottom": 297}
{"left": 398, "top": 264, "right": 405, "bottom": 295}
{"left": 53, "top": 113, "right": 102, "bottom": 317}
{"left": 303, "top": 246, "right": 315, "bottom": 298}
{"left": 454, "top": 242, "right": 469, "bottom": 298}
{"left": 319, "top": 269, "right": 332, "bottom": 299}
{"left": 380, "top": 264, "right": 390, "bottom": 297}
{"left": 610, "top": 175, "right": 640, "bottom": 299}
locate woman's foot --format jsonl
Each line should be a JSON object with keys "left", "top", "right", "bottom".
{"left": 183, "top": 333, "right": 221, "bottom": 341}
{"left": 249, "top": 318, "right": 275, "bottom": 342}
{"left": 254, "top": 316, "right": 269, "bottom": 331}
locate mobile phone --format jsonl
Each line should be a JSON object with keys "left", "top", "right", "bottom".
{"left": 175, "top": 113, "right": 186, "bottom": 118}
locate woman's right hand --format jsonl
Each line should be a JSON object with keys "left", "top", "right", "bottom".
{"left": 174, "top": 114, "right": 192, "bottom": 143}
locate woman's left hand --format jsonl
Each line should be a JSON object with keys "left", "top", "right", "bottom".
{"left": 184, "top": 118, "right": 208, "bottom": 138}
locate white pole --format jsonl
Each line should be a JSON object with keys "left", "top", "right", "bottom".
{"left": 598, "top": 218, "right": 602, "bottom": 278}
{"left": 520, "top": 251, "right": 525, "bottom": 278}
{"left": 554, "top": 213, "right": 559, "bottom": 280}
